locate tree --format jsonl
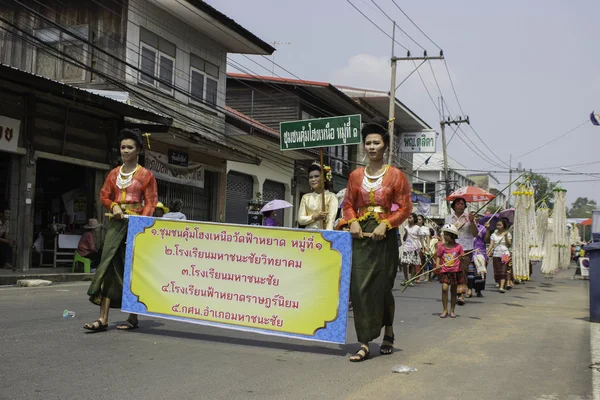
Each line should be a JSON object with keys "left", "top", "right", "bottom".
{"left": 568, "top": 197, "right": 598, "bottom": 218}
{"left": 523, "top": 172, "right": 555, "bottom": 209}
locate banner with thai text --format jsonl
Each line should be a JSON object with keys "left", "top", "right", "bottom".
{"left": 122, "top": 217, "right": 352, "bottom": 344}
{"left": 145, "top": 150, "right": 204, "bottom": 188}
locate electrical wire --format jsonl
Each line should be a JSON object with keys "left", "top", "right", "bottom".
{"left": 512, "top": 119, "right": 590, "bottom": 161}
{"left": 370, "top": 0, "right": 425, "bottom": 51}
{"left": 345, "top": 0, "right": 409, "bottom": 52}
{"left": 9, "top": 0, "right": 363, "bottom": 139}
{"left": 389, "top": 0, "right": 442, "bottom": 50}
{"left": 386, "top": 0, "right": 510, "bottom": 169}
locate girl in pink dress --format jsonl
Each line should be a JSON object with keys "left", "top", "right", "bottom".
{"left": 436, "top": 225, "right": 465, "bottom": 318}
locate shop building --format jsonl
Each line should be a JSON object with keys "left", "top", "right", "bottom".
{"left": 0, "top": 64, "right": 171, "bottom": 271}
{"left": 0, "top": 0, "right": 274, "bottom": 225}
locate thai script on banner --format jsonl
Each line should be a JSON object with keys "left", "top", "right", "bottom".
{"left": 145, "top": 150, "right": 204, "bottom": 188}
{"left": 121, "top": 217, "right": 352, "bottom": 344}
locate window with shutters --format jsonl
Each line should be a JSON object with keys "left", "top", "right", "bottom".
{"left": 138, "top": 27, "right": 176, "bottom": 96}
{"left": 33, "top": 25, "right": 89, "bottom": 82}
{"left": 190, "top": 54, "right": 219, "bottom": 108}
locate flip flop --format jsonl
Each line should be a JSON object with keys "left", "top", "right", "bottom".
{"left": 83, "top": 319, "right": 108, "bottom": 332}
{"left": 440, "top": 312, "right": 448, "bottom": 319}
{"left": 349, "top": 346, "right": 370, "bottom": 362}
{"left": 116, "top": 318, "right": 139, "bottom": 331}
{"left": 450, "top": 313, "right": 457, "bottom": 318}
{"left": 380, "top": 335, "right": 395, "bottom": 355}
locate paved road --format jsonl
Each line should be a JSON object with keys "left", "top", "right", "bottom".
{"left": 0, "top": 267, "right": 592, "bottom": 400}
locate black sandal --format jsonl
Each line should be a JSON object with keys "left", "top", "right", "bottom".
{"left": 116, "top": 318, "right": 139, "bottom": 331}
{"left": 380, "top": 335, "right": 395, "bottom": 355}
{"left": 83, "top": 319, "right": 108, "bottom": 332}
{"left": 349, "top": 346, "right": 370, "bottom": 362}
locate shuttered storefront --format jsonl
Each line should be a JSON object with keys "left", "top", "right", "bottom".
{"left": 226, "top": 171, "right": 253, "bottom": 224}
{"left": 157, "top": 171, "right": 214, "bottom": 221}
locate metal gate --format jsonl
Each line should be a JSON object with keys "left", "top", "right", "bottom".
{"left": 156, "top": 171, "right": 213, "bottom": 221}
{"left": 263, "top": 180, "right": 286, "bottom": 225}
{"left": 226, "top": 171, "right": 253, "bottom": 224}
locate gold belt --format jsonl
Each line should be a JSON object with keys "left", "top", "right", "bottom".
{"left": 120, "top": 203, "right": 142, "bottom": 210}
{"left": 358, "top": 206, "right": 389, "bottom": 214}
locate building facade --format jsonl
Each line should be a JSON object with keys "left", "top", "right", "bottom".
{"left": 467, "top": 173, "right": 508, "bottom": 210}
{"left": 412, "top": 152, "right": 476, "bottom": 219}
{"left": 225, "top": 74, "right": 375, "bottom": 226}
{"left": 0, "top": 0, "right": 273, "bottom": 269}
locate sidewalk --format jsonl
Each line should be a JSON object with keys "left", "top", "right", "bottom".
{"left": 0, "top": 266, "right": 93, "bottom": 286}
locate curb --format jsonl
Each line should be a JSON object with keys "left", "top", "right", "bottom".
{"left": 0, "top": 273, "right": 93, "bottom": 286}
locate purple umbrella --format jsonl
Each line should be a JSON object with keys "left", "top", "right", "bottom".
{"left": 478, "top": 208, "right": 515, "bottom": 227}
{"left": 260, "top": 199, "right": 293, "bottom": 213}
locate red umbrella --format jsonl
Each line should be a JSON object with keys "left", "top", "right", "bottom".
{"left": 446, "top": 186, "right": 495, "bottom": 203}
{"left": 581, "top": 218, "right": 592, "bottom": 226}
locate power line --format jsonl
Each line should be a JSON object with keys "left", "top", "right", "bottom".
{"left": 370, "top": 0, "right": 425, "bottom": 51}
{"left": 534, "top": 160, "right": 600, "bottom": 171}
{"left": 439, "top": 95, "right": 506, "bottom": 169}
{"left": 389, "top": 0, "right": 442, "bottom": 50}
{"left": 345, "top": 0, "right": 409, "bottom": 52}
{"left": 386, "top": 0, "right": 510, "bottom": 170}
{"left": 12, "top": 0, "right": 356, "bottom": 136}
{"left": 512, "top": 119, "right": 590, "bottom": 161}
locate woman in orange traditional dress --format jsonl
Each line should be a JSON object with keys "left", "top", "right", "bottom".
{"left": 83, "top": 129, "right": 158, "bottom": 332}
{"left": 340, "top": 117, "right": 412, "bottom": 362}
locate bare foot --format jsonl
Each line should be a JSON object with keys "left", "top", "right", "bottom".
{"left": 440, "top": 311, "right": 448, "bottom": 318}
{"left": 449, "top": 311, "right": 457, "bottom": 318}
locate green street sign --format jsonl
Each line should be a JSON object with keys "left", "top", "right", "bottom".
{"left": 280, "top": 114, "right": 362, "bottom": 151}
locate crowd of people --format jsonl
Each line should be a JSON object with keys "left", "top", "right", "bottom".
{"left": 80, "top": 121, "right": 537, "bottom": 364}
{"left": 288, "top": 117, "right": 529, "bottom": 361}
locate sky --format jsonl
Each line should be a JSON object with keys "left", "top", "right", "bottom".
{"left": 208, "top": 0, "right": 600, "bottom": 207}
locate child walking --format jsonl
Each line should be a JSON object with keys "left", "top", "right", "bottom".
{"left": 436, "top": 225, "right": 465, "bottom": 319}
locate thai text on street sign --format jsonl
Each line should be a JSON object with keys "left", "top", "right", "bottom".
{"left": 122, "top": 216, "right": 352, "bottom": 344}
{"left": 280, "top": 114, "right": 362, "bottom": 151}
{"left": 399, "top": 130, "right": 437, "bottom": 153}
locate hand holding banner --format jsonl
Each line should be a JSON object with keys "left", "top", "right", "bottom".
{"left": 122, "top": 217, "right": 352, "bottom": 344}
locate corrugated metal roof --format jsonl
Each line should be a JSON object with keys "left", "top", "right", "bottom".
{"left": 0, "top": 63, "right": 172, "bottom": 124}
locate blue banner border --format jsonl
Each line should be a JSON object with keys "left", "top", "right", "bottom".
{"left": 121, "top": 216, "right": 352, "bottom": 344}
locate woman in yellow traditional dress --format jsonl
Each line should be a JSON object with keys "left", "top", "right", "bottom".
{"left": 297, "top": 163, "right": 339, "bottom": 230}
{"left": 83, "top": 129, "right": 158, "bottom": 332}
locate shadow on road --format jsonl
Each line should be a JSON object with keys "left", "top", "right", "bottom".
{"left": 131, "top": 326, "right": 350, "bottom": 356}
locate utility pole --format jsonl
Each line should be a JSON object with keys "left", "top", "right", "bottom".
{"left": 270, "top": 41, "right": 291, "bottom": 76}
{"left": 387, "top": 43, "right": 444, "bottom": 166}
{"left": 387, "top": 22, "right": 397, "bottom": 166}
{"left": 440, "top": 110, "right": 470, "bottom": 198}
{"left": 508, "top": 154, "right": 512, "bottom": 207}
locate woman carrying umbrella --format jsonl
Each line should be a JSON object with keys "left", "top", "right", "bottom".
{"left": 297, "top": 163, "right": 338, "bottom": 230}
{"left": 261, "top": 199, "right": 293, "bottom": 227}
{"left": 445, "top": 187, "right": 495, "bottom": 304}
{"left": 444, "top": 197, "right": 478, "bottom": 305}
{"left": 341, "top": 117, "right": 412, "bottom": 362}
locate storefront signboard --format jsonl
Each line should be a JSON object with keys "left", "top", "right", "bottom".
{"left": 399, "top": 130, "right": 436, "bottom": 153}
{"left": 146, "top": 150, "right": 204, "bottom": 188}
{"left": 0, "top": 115, "right": 20, "bottom": 154}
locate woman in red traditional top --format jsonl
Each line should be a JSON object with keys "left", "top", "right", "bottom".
{"left": 84, "top": 128, "right": 158, "bottom": 332}
{"left": 340, "top": 117, "right": 412, "bottom": 362}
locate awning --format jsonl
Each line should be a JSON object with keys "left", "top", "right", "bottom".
{"left": 0, "top": 63, "right": 172, "bottom": 126}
